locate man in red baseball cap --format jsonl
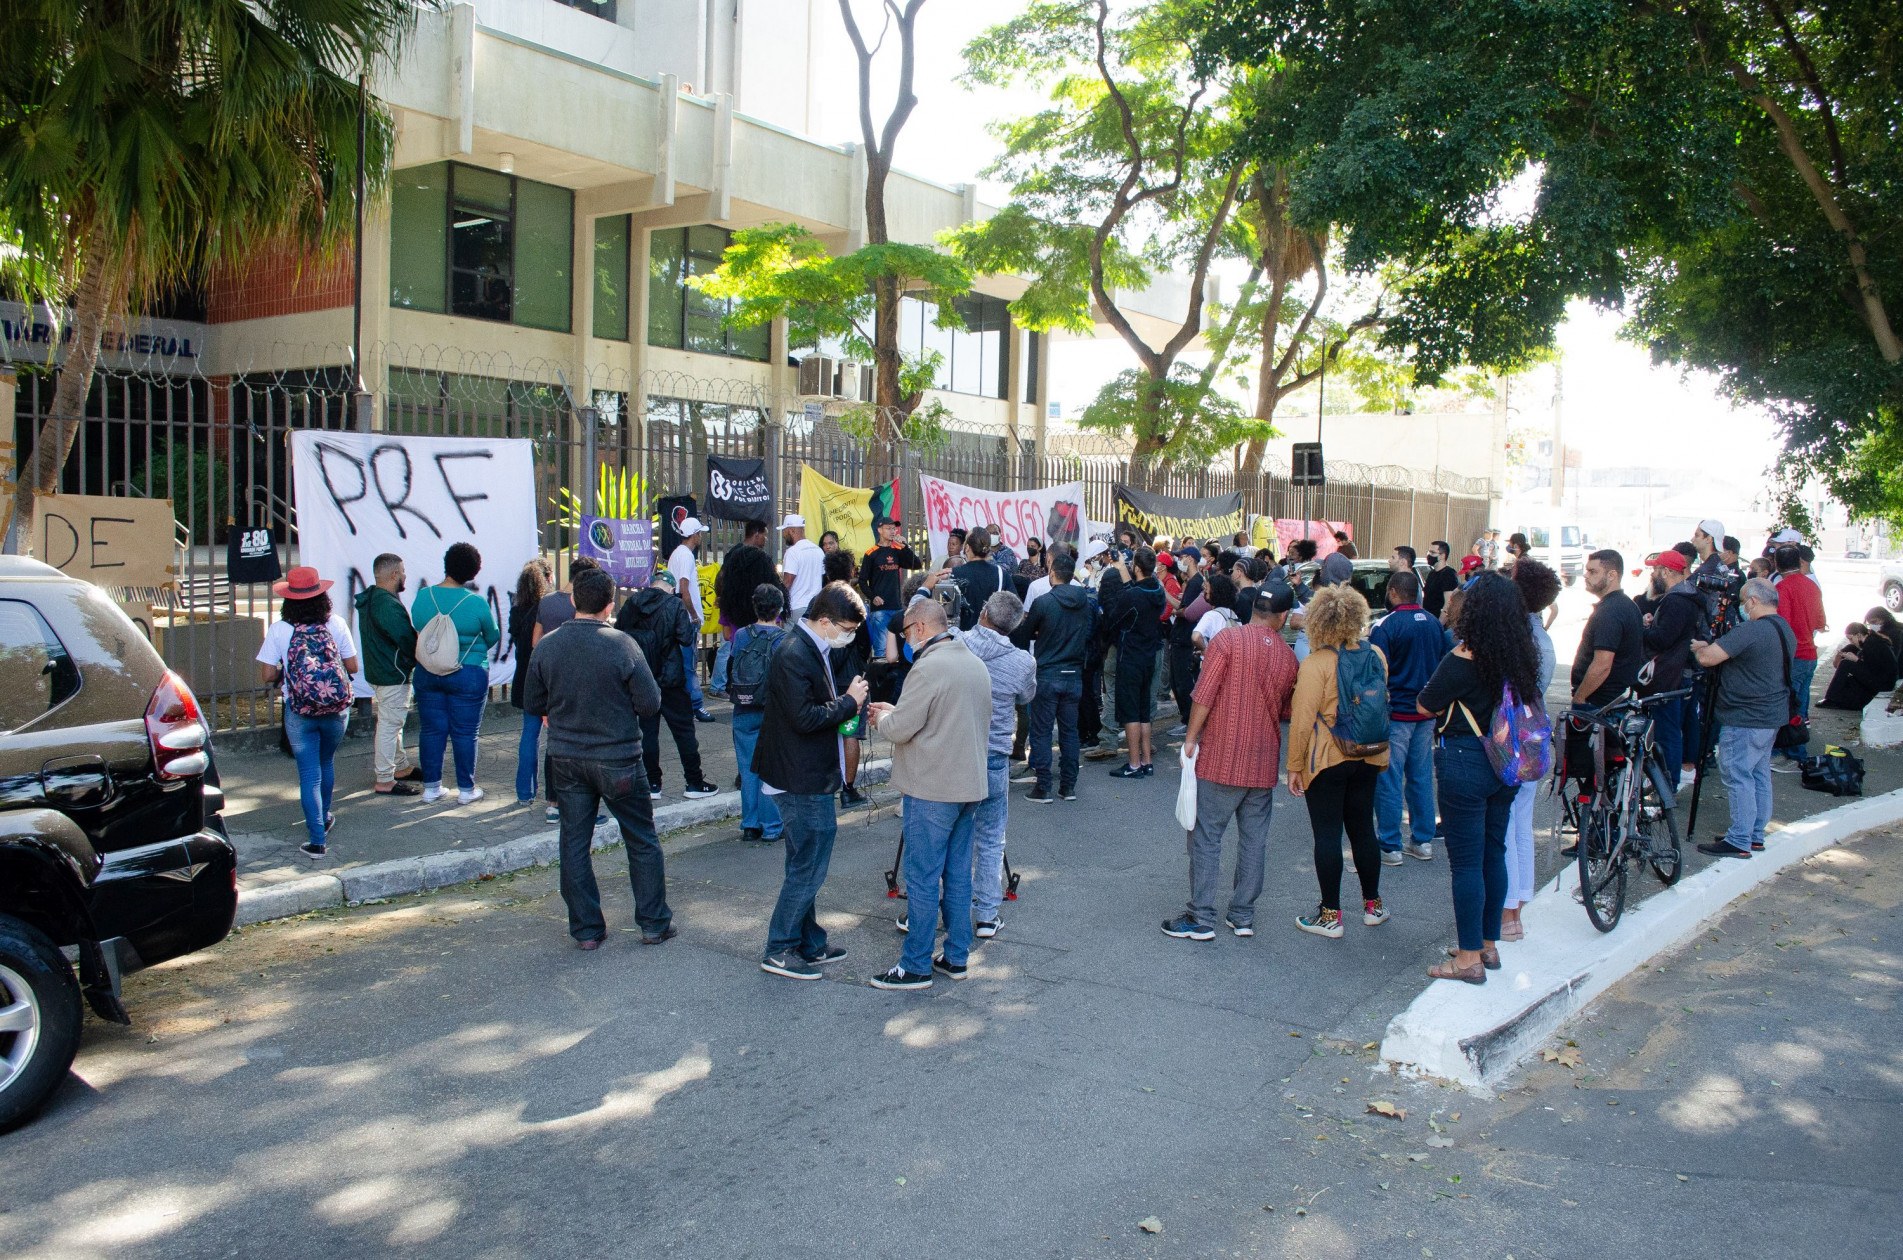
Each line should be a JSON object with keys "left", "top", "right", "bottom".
{"left": 1640, "top": 546, "right": 1702, "bottom": 791}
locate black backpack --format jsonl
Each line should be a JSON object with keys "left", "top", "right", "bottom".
{"left": 621, "top": 602, "right": 674, "bottom": 686}
{"left": 729, "top": 623, "right": 786, "bottom": 710}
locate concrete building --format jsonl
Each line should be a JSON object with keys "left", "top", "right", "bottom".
{"left": 190, "top": 0, "right": 1192, "bottom": 448}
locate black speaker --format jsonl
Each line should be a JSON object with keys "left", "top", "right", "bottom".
{"left": 1291, "top": 442, "right": 1325, "bottom": 486}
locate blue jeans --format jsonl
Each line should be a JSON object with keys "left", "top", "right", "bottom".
{"left": 1375, "top": 718, "right": 1436, "bottom": 851}
{"left": 285, "top": 709, "right": 348, "bottom": 849}
{"left": 1651, "top": 697, "right": 1683, "bottom": 793}
{"left": 1719, "top": 725, "right": 1776, "bottom": 851}
{"left": 900, "top": 795, "right": 979, "bottom": 974}
{"left": 549, "top": 756, "right": 670, "bottom": 941}
{"left": 515, "top": 708, "right": 541, "bottom": 801}
{"left": 709, "top": 635, "right": 733, "bottom": 695}
{"left": 1435, "top": 736, "right": 1515, "bottom": 951}
{"left": 763, "top": 792, "right": 838, "bottom": 959}
{"left": 867, "top": 608, "right": 899, "bottom": 659}
{"left": 413, "top": 664, "right": 488, "bottom": 791}
{"left": 682, "top": 643, "right": 704, "bottom": 709}
{"left": 730, "top": 710, "right": 783, "bottom": 838}
{"left": 972, "top": 751, "right": 1010, "bottom": 921}
{"left": 1029, "top": 666, "right": 1082, "bottom": 793}
{"left": 1784, "top": 657, "right": 1817, "bottom": 758}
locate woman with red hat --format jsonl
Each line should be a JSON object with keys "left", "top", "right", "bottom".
{"left": 256, "top": 566, "right": 361, "bottom": 860}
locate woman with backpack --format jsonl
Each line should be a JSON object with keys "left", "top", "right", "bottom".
{"left": 729, "top": 583, "right": 789, "bottom": 843}
{"left": 510, "top": 559, "right": 552, "bottom": 806}
{"left": 411, "top": 542, "right": 501, "bottom": 806}
{"left": 255, "top": 567, "right": 361, "bottom": 860}
{"left": 1416, "top": 571, "right": 1543, "bottom": 982}
{"left": 1286, "top": 585, "right": 1392, "bottom": 939}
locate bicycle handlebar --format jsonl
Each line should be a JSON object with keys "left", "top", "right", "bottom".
{"left": 1562, "top": 688, "right": 1693, "bottom": 729}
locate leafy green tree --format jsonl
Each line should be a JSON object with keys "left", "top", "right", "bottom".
{"left": 0, "top": 0, "right": 417, "bottom": 543}
{"left": 1191, "top": 0, "right": 1903, "bottom": 519}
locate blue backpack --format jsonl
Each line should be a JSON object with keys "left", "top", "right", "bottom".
{"left": 1477, "top": 680, "right": 1553, "bottom": 787}
{"left": 1329, "top": 643, "right": 1391, "bottom": 757}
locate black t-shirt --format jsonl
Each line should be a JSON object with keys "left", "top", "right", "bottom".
{"left": 1416, "top": 652, "right": 1496, "bottom": 738}
{"left": 1232, "top": 584, "right": 1258, "bottom": 622}
{"left": 1421, "top": 564, "right": 1460, "bottom": 617}
{"left": 1571, "top": 588, "right": 1646, "bottom": 706}
{"left": 951, "top": 559, "right": 1010, "bottom": 631}
{"left": 1170, "top": 573, "right": 1205, "bottom": 646}
{"left": 858, "top": 544, "right": 921, "bottom": 612}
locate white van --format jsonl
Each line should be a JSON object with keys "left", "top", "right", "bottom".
{"left": 1514, "top": 524, "right": 1589, "bottom": 585}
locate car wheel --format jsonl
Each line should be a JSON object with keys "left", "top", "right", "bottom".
{"left": 1885, "top": 581, "right": 1903, "bottom": 614}
{"left": 0, "top": 917, "right": 83, "bottom": 1132}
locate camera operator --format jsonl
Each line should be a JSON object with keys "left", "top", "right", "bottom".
{"left": 1680, "top": 519, "right": 1746, "bottom": 783}
{"left": 1690, "top": 578, "right": 1793, "bottom": 858}
{"left": 1640, "top": 551, "right": 1703, "bottom": 797}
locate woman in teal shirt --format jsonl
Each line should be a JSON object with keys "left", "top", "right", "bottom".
{"left": 411, "top": 541, "right": 501, "bottom": 804}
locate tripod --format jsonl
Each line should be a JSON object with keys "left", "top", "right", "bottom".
{"left": 885, "top": 830, "right": 1020, "bottom": 901}
{"left": 1683, "top": 666, "right": 1723, "bottom": 839}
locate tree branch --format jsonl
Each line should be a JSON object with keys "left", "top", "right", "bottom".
{"left": 1762, "top": 0, "right": 1849, "bottom": 187}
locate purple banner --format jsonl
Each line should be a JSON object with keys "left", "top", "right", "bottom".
{"left": 579, "top": 516, "right": 655, "bottom": 588}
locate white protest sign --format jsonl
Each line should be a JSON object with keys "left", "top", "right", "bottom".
{"left": 917, "top": 473, "right": 1092, "bottom": 563}
{"left": 291, "top": 430, "right": 538, "bottom": 694}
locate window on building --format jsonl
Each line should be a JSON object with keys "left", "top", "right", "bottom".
{"left": 593, "top": 215, "right": 631, "bottom": 342}
{"left": 895, "top": 293, "right": 1010, "bottom": 400}
{"left": 550, "top": 0, "right": 617, "bottom": 19}
{"left": 647, "top": 225, "right": 770, "bottom": 362}
{"left": 1022, "top": 330, "right": 1040, "bottom": 404}
{"left": 390, "top": 161, "right": 574, "bottom": 333}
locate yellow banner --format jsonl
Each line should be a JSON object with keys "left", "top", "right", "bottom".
{"left": 798, "top": 465, "right": 878, "bottom": 555}
{"left": 697, "top": 560, "right": 721, "bottom": 634}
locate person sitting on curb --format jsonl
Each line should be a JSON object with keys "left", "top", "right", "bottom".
{"left": 865, "top": 599, "right": 992, "bottom": 990}
{"left": 524, "top": 568, "right": 673, "bottom": 951}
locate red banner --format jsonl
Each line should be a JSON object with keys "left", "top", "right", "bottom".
{"left": 1273, "top": 519, "right": 1351, "bottom": 561}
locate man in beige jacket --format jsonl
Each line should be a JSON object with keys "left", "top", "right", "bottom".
{"left": 865, "top": 600, "right": 991, "bottom": 990}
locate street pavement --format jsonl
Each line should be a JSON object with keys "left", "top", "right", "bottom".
{"left": 2, "top": 720, "right": 1896, "bottom": 1257}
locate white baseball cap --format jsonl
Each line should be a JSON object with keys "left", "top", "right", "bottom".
{"left": 1769, "top": 527, "right": 1802, "bottom": 543}
{"left": 1081, "top": 539, "right": 1109, "bottom": 563}
{"left": 1696, "top": 518, "right": 1725, "bottom": 541}
{"left": 779, "top": 513, "right": 806, "bottom": 529}
{"left": 678, "top": 516, "right": 706, "bottom": 538}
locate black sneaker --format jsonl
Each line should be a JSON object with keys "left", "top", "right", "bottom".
{"left": 1161, "top": 913, "right": 1216, "bottom": 941}
{"left": 694, "top": 708, "right": 717, "bottom": 723}
{"left": 649, "top": 783, "right": 664, "bottom": 800}
{"left": 1138, "top": 763, "right": 1155, "bottom": 778}
{"left": 839, "top": 785, "right": 869, "bottom": 810}
{"left": 1110, "top": 763, "right": 1146, "bottom": 778}
{"left": 1025, "top": 786, "right": 1055, "bottom": 803}
{"left": 803, "top": 944, "right": 848, "bottom": 966}
{"left": 932, "top": 955, "right": 968, "bottom": 981}
{"left": 761, "top": 952, "right": 821, "bottom": 980}
{"left": 974, "top": 919, "right": 1000, "bottom": 939}
{"left": 740, "top": 826, "right": 764, "bottom": 843}
{"left": 299, "top": 842, "right": 327, "bottom": 861}
{"left": 641, "top": 926, "right": 679, "bottom": 945}
{"left": 1696, "top": 840, "right": 1751, "bottom": 859}
{"left": 1558, "top": 842, "right": 1579, "bottom": 859}
{"left": 869, "top": 966, "right": 933, "bottom": 990}
{"left": 1059, "top": 786, "right": 1077, "bottom": 801}
{"left": 683, "top": 781, "right": 720, "bottom": 799}
{"left": 324, "top": 812, "right": 337, "bottom": 834}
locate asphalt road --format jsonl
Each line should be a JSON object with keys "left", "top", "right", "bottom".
{"left": 1, "top": 760, "right": 1894, "bottom": 1258}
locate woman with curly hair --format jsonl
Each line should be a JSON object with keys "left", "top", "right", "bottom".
{"left": 1286, "top": 584, "right": 1391, "bottom": 939}
{"left": 1502, "top": 559, "right": 1561, "bottom": 940}
{"left": 1416, "top": 572, "right": 1542, "bottom": 981}
{"left": 256, "top": 568, "right": 360, "bottom": 860}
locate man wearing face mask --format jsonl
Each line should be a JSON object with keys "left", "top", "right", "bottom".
{"left": 756, "top": 584, "right": 871, "bottom": 981}
{"left": 1421, "top": 540, "right": 1459, "bottom": 619}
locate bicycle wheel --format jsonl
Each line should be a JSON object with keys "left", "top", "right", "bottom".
{"left": 1577, "top": 809, "right": 1628, "bottom": 932}
{"left": 1639, "top": 778, "right": 1683, "bottom": 886}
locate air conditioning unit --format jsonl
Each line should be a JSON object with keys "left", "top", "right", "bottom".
{"left": 835, "top": 361, "right": 870, "bottom": 403}
{"left": 798, "top": 354, "right": 840, "bottom": 398}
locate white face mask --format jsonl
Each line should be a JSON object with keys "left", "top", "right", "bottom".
{"left": 823, "top": 627, "right": 855, "bottom": 649}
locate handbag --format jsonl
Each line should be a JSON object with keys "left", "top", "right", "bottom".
{"left": 1770, "top": 617, "right": 1810, "bottom": 750}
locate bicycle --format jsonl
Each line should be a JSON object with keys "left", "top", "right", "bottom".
{"left": 1557, "top": 688, "right": 1689, "bottom": 932}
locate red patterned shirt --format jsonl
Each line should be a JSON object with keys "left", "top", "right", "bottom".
{"left": 1190, "top": 622, "right": 1299, "bottom": 788}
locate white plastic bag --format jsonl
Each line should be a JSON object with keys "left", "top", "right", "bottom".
{"left": 1175, "top": 746, "right": 1198, "bottom": 831}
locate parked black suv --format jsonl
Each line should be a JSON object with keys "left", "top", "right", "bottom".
{"left": 0, "top": 557, "right": 235, "bottom": 1130}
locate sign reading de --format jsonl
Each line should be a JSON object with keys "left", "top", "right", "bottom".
{"left": 37, "top": 493, "right": 177, "bottom": 590}
{"left": 918, "top": 474, "right": 1089, "bottom": 563}
{"left": 291, "top": 431, "right": 538, "bottom": 692}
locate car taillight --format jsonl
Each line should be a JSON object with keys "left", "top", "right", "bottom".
{"left": 146, "top": 669, "right": 210, "bottom": 780}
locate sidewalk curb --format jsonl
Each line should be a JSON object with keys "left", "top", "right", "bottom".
{"left": 232, "top": 760, "right": 893, "bottom": 928}
{"left": 1379, "top": 786, "right": 1903, "bottom": 1094}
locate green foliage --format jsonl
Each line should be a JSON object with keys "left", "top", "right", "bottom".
{"left": 1190, "top": 0, "right": 1903, "bottom": 518}
{"left": 1078, "top": 366, "right": 1263, "bottom": 465}
{"left": 691, "top": 222, "right": 971, "bottom": 407}
{"left": 135, "top": 444, "right": 225, "bottom": 545}
{"left": 549, "top": 465, "right": 657, "bottom": 532}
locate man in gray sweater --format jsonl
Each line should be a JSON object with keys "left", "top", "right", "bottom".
{"left": 524, "top": 568, "right": 672, "bottom": 951}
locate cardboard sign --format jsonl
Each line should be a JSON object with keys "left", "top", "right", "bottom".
{"left": 37, "top": 493, "right": 177, "bottom": 589}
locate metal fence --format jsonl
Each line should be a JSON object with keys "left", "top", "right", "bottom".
{"left": 9, "top": 358, "right": 1492, "bottom": 732}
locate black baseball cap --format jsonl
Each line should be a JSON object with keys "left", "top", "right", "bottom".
{"left": 1253, "top": 584, "right": 1296, "bottom": 616}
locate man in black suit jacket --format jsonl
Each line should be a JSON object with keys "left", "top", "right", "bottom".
{"left": 757, "top": 583, "right": 871, "bottom": 981}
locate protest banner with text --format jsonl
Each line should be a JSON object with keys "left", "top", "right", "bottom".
{"left": 1273, "top": 519, "right": 1351, "bottom": 561}
{"left": 579, "top": 516, "right": 655, "bottom": 589}
{"left": 918, "top": 473, "right": 1090, "bottom": 563}
{"left": 291, "top": 431, "right": 537, "bottom": 692}
{"left": 1111, "top": 486, "right": 1243, "bottom": 544}
{"left": 798, "top": 466, "right": 898, "bottom": 556}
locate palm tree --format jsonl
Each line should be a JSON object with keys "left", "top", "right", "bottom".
{"left": 0, "top": 0, "right": 420, "bottom": 545}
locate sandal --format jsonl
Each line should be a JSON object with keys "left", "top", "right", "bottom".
{"left": 1444, "top": 945, "right": 1501, "bottom": 970}
{"left": 1498, "top": 920, "right": 1525, "bottom": 942}
{"left": 1427, "top": 959, "right": 1487, "bottom": 985}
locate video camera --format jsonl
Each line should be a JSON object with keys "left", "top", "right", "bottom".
{"left": 1692, "top": 561, "right": 1745, "bottom": 639}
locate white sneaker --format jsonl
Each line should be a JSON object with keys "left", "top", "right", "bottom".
{"left": 1381, "top": 850, "right": 1405, "bottom": 867}
{"left": 1770, "top": 760, "right": 1800, "bottom": 774}
{"left": 1678, "top": 768, "right": 1697, "bottom": 789}
{"left": 1403, "top": 841, "right": 1434, "bottom": 861}
{"left": 458, "top": 787, "right": 485, "bottom": 805}
{"left": 422, "top": 784, "right": 444, "bottom": 803}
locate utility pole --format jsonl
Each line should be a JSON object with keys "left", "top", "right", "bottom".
{"left": 1549, "top": 356, "right": 1566, "bottom": 575}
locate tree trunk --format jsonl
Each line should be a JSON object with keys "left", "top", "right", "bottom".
{"left": 6, "top": 255, "right": 120, "bottom": 553}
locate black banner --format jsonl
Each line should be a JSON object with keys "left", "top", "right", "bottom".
{"left": 1112, "top": 485, "right": 1245, "bottom": 543}
{"left": 704, "top": 455, "right": 772, "bottom": 522}
{"left": 657, "top": 495, "right": 699, "bottom": 561}
{"left": 226, "top": 526, "right": 283, "bottom": 585}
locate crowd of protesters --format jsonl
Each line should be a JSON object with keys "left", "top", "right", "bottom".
{"left": 259, "top": 510, "right": 1836, "bottom": 992}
